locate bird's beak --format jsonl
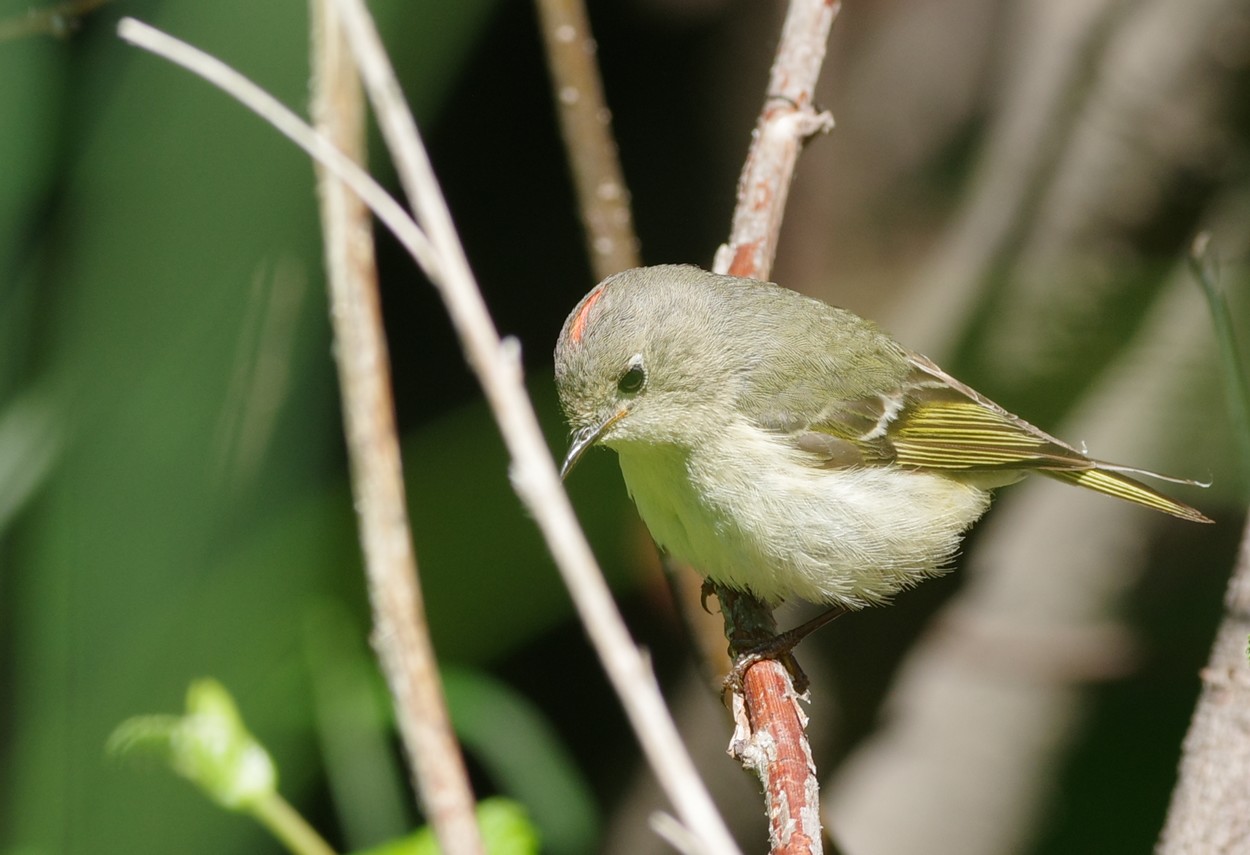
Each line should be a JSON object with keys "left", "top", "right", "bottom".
{"left": 561, "top": 407, "right": 627, "bottom": 480}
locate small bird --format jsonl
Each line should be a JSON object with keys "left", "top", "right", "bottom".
{"left": 554, "top": 265, "right": 1211, "bottom": 612}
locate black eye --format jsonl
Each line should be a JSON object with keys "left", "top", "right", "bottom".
{"left": 617, "top": 362, "right": 645, "bottom": 394}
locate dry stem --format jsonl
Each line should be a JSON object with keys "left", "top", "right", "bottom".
{"left": 324, "top": 3, "right": 737, "bottom": 850}
{"left": 713, "top": 1, "right": 837, "bottom": 281}
{"left": 307, "top": 2, "right": 484, "bottom": 853}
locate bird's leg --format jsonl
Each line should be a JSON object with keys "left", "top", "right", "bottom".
{"left": 771, "top": 604, "right": 850, "bottom": 650}
{"left": 724, "top": 605, "right": 847, "bottom": 695}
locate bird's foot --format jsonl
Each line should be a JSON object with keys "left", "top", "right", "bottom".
{"left": 722, "top": 605, "right": 847, "bottom": 696}
{"left": 725, "top": 645, "right": 810, "bottom": 695}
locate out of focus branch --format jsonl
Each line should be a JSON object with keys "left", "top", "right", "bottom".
{"left": 824, "top": 0, "right": 1237, "bottom": 849}
{"left": 1157, "top": 228, "right": 1250, "bottom": 852}
{"left": 533, "top": 0, "right": 640, "bottom": 280}
{"left": 1158, "top": 512, "right": 1250, "bottom": 852}
{"left": 827, "top": 255, "right": 1219, "bottom": 855}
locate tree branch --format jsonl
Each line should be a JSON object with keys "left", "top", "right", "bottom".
{"left": 326, "top": 2, "right": 738, "bottom": 848}
{"left": 714, "top": 1, "right": 837, "bottom": 281}
{"left": 308, "top": 2, "right": 483, "bottom": 852}
{"left": 1158, "top": 217, "right": 1250, "bottom": 851}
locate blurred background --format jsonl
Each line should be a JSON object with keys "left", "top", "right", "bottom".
{"left": 1, "top": 0, "right": 1247, "bottom": 853}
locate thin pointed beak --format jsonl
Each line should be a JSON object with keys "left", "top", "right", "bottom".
{"left": 560, "top": 407, "right": 627, "bottom": 480}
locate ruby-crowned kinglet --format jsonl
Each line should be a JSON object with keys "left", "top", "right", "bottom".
{"left": 554, "top": 265, "right": 1212, "bottom": 609}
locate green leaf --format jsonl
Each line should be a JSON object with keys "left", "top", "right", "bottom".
{"left": 444, "top": 669, "right": 600, "bottom": 855}
{"left": 353, "top": 798, "right": 539, "bottom": 855}
{"left": 108, "top": 679, "right": 277, "bottom": 812}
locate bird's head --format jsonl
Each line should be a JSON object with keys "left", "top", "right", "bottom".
{"left": 553, "top": 265, "right": 743, "bottom": 476}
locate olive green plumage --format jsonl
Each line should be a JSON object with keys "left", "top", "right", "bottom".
{"left": 554, "top": 265, "right": 1209, "bottom": 608}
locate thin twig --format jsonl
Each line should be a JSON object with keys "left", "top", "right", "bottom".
{"left": 116, "top": 13, "right": 740, "bottom": 855}
{"left": 326, "top": 3, "right": 738, "bottom": 850}
{"left": 533, "top": 0, "right": 640, "bottom": 280}
{"left": 114, "top": 22, "right": 435, "bottom": 270}
{"left": 713, "top": 1, "right": 837, "bottom": 281}
{"left": 252, "top": 793, "right": 339, "bottom": 855}
{"left": 308, "top": 2, "right": 483, "bottom": 853}
{"left": 710, "top": 2, "right": 840, "bottom": 854}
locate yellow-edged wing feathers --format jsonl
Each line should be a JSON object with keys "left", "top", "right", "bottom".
{"left": 796, "top": 353, "right": 1211, "bottom": 523}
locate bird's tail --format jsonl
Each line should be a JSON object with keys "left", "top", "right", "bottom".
{"left": 1045, "top": 466, "right": 1213, "bottom": 523}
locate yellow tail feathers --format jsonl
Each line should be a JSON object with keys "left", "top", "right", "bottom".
{"left": 1045, "top": 467, "right": 1212, "bottom": 524}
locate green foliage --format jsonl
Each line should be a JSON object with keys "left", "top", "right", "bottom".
{"left": 107, "top": 679, "right": 539, "bottom": 855}
{"left": 444, "top": 668, "right": 601, "bottom": 854}
{"left": 354, "top": 799, "right": 539, "bottom": 855}
{"left": 109, "top": 679, "right": 278, "bottom": 811}
{"left": 1191, "top": 234, "right": 1250, "bottom": 495}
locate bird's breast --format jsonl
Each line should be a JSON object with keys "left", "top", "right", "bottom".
{"left": 609, "top": 421, "right": 993, "bottom": 608}
{"left": 613, "top": 442, "right": 711, "bottom": 567}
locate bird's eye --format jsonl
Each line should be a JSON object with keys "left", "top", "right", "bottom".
{"left": 617, "top": 361, "right": 646, "bottom": 395}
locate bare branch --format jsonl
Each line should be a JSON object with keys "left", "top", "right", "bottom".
{"left": 325, "top": 3, "right": 739, "bottom": 849}
{"left": 115, "top": 20, "right": 436, "bottom": 272}
{"left": 533, "top": 0, "right": 640, "bottom": 279}
{"left": 730, "top": 660, "right": 823, "bottom": 853}
{"left": 1159, "top": 212, "right": 1250, "bottom": 851}
{"left": 714, "top": 0, "right": 838, "bottom": 281}
{"left": 308, "top": 2, "right": 483, "bottom": 852}
{"left": 536, "top": 0, "right": 741, "bottom": 719}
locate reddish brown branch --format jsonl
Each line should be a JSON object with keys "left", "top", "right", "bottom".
{"left": 711, "top": 2, "right": 840, "bottom": 853}
{"left": 714, "top": 1, "right": 837, "bottom": 282}
{"left": 732, "top": 666, "right": 822, "bottom": 853}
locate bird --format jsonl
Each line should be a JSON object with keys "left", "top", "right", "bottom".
{"left": 554, "top": 264, "right": 1211, "bottom": 613}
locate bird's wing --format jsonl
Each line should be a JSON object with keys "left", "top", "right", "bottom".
{"left": 772, "top": 353, "right": 1211, "bottom": 522}
{"left": 885, "top": 354, "right": 1092, "bottom": 472}
{"left": 782, "top": 353, "right": 1089, "bottom": 472}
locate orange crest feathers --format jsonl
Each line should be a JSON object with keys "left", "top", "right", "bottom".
{"left": 568, "top": 287, "right": 605, "bottom": 345}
